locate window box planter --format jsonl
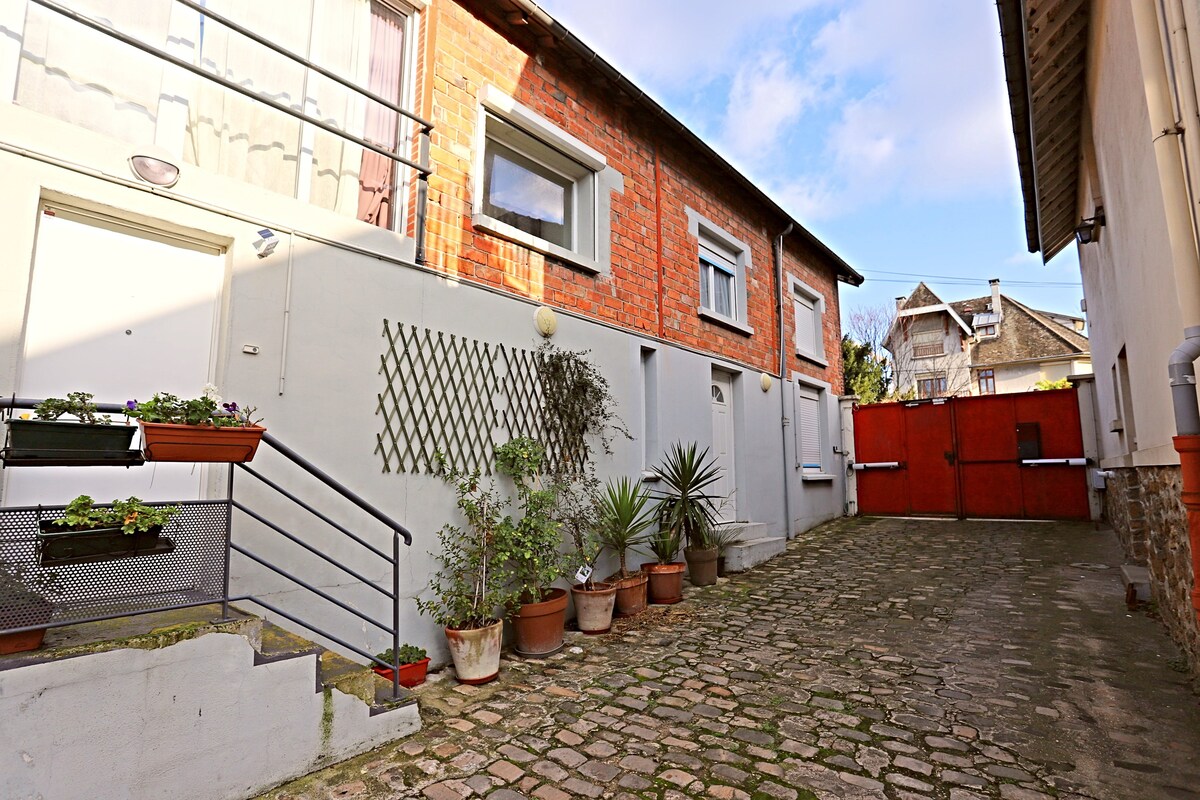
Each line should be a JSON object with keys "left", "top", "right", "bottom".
{"left": 138, "top": 421, "right": 265, "bottom": 463}
{"left": 371, "top": 657, "right": 431, "bottom": 688}
{"left": 37, "top": 521, "right": 172, "bottom": 567}
{"left": 4, "top": 419, "right": 139, "bottom": 466}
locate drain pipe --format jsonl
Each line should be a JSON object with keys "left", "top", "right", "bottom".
{"left": 1132, "top": 0, "right": 1200, "bottom": 622}
{"left": 775, "top": 223, "right": 794, "bottom": 539}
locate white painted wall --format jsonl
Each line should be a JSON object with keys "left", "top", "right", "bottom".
{"left": 0, "top": 632, "right": 420, "bottom": 800}
{"left": 0, "top": 68, "right": 845, "bottom": 668}
{"left": 1080, "top": 0, "right": 1193, "bottom": 468}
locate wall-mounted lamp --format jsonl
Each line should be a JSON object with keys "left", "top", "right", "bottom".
{"left": 1074, "top": 207, "right": 1106, "bottom": 245}
{"left": 252, "top": 228, "right": 279, "bottom": 258}
{"left": 129, "top": 153, "right": 180, "bottom": 187}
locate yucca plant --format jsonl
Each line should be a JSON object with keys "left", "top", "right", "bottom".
{"left": 645, "top": 525, "right": 683, "bottom": 565}
{"left": 595, "top": 477, "right": 656, "bottom": 579}
{"left": 652, "top": 442, "right": 723, "bottom": 552}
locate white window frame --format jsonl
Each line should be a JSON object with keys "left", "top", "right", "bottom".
{"left": 789, "top": 276, "right": 827, "bottom": 366}
{"left": 473, "top": 85, "right": 609, "bottom": 274}
{"left": 794, "top": 377, "right": 833, "bottom": 480}
{"left": 686, "top": 207, "right": 754, "bottom": 336}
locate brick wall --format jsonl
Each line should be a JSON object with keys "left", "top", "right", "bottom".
{"left": 418, "top": 0, "right": 843, "bottom": 388}
{"left": 1104, "top": 466, "right": 1200, "bottom": 679}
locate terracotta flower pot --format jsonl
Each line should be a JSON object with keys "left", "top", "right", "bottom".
{"left": 138, "top": 420, "right": 265, "bottom": 463}
{"left": 372, "top": 657, "right": 431, "bottom": 688}
{"left": 684, "top": 546, "right": 719, "bottom": 587}
{"left": 512, "top": 588, "right": 568, "bottom": 657}
{"left": 642, "top": 561, "right": 685, "bottom": 604}
{"left": 611, "top": 571, "right": 648, "bottom": 617}
{"left": 0, "top": 596, "right": 52, "bottom": 655}
{"left": 445, "top": 620, "right": 503, "bottom": 685}
{"left": 571, "top": 582, "right": 616, "bottom": 634}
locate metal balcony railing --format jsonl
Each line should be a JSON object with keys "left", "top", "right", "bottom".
{"left": 25, "top": 0, "right": 434, "bottom": 263}
{"left": 0, "top": 398, "right": 415, "bottom": 699}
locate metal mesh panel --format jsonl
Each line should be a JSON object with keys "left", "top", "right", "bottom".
{"left": 0, "top": 501, "right": 227, "bottom": 633}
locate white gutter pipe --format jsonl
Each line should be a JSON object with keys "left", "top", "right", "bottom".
{"left": 1131, "top": 0, "right": 1200, "bottom": 434}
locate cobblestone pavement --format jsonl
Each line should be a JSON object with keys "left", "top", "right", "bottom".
{"left": 259, "top": 517, "right": 1200, "bottom": 800}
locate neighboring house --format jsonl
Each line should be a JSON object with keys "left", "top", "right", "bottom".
{"left": 996, "top": 0, "right": 1200, "bottom": 673}
{"left": 884, "top": 280, "right": 1090, "bottom": 399}
{"left": 0, "top": 0, "right": 860, "bottom": 666}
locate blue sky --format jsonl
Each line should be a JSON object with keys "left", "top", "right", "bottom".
{"left": 535, "top": 0, "right": 1085, "bottom": 324}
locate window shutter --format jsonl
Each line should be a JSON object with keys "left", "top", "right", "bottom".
{"left": 794, "top": 295, "right": 816, "bottom": 354}
{"left": 795, "top": 385, "right": 822, "bottom": 472}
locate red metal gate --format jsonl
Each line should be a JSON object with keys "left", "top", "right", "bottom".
{"left": 852, "top": 387, "right": 1090, "bottom": 520}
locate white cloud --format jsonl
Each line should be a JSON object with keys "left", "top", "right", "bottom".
{"left": 720, "top": 53, "right": 816, "bottom": 165}
{"left": 536, "top": 0, "right": 1017, "bottom": 224}
{"left": 794, "top": 0, "right": 1016, "bottom": 216}
{"left": 534, "top": 0, "right": 826, "bottom": 89}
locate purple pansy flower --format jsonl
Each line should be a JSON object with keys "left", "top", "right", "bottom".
{"left": 125, "top": 400, "right": 137, "bottom": 411}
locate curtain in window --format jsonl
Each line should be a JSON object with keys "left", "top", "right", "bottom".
{"left": 306, "top": 0, "right": 371, "bottom": 216}
{"left": 15, "top": 0, "right": 170, "bottom": 145}
{"left": 184, "top": 0, "right": 311, "bottom": 197}
{"left": 794, "top": 295, "right": 816, "bottom": 353}
{"left": 356, "top": 1, "right": 406, "bottom": 228}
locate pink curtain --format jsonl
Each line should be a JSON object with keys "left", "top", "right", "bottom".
{"left": 358, "top": 2, "right": 406, "bottom": 228}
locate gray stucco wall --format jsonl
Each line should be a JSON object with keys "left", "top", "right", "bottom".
{"left": 0, "top": 125, "right": 846, "bottom": 667}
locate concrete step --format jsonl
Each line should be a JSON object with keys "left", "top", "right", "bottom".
{"left": 723, "top": 533, "right": 787, "bottom": 573}
{"left": 259, "top": 620, "right": 416, "bottom": 712}
{"left": 1, "top": 603, "right": 422, "bottom": 800}
{"left": 1121, "top": 564, "right": 1151, "bottom": 603}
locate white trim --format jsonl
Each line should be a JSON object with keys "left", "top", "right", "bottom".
{"left": 686, "top": 207, "right": 753, "bottom": 333}
{"left": 788, "top": 275, "right": 827, "bottom": 366}
{"left": 478, "top": 85, "right": 606, "bottom": 171}
{"left": 473, "top": 85, "right": 611, "bottom": 274}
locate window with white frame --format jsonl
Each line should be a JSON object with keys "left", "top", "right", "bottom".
{"left": 791, "top": 278, "right": 826, "bottom": 363}
{"left": 700, "top": 239, "right": 737, "bottom": 319}
{"left": 10, "top": 0, "right": 418, "bottom": 229}
{"left": 795, "top": 383, "right": 826, "bottom": 475}
{"left": 473, "top": 86, "right": 607, "bottom": 272}
{"left": 687, "top": 209, "right": 753, "bottom": 334}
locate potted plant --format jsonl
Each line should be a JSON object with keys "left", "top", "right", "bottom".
{"left": 708, "top": 523, "right": 745, "bottom": 577}
{"left": 494, "top": 438, "right": 569, "bottom": 657}
{"left": 553, "top": 472, "right": 617, "bottom": 635}
{"left": 641, "top": 526, "right": 685, "bottom": 604}
{"left": 125, "top": 385, "right": 265, "bottom": 463}
{"left": 596, "top": 477, "right": 653, "bottom": 618}
{"left": 4, "top": 392, "right": 136, "bottom": 462}
{"left": 371, "top": 644, "right": 431, "bottom": 688}
{"left": 38, "top": 494, "right": 180, "bottom": 566}
{"left": 653, "top": 442, "right": 723, "bottom": 587}
{"left": 0, "top": 562, "right": 59, "bottom": 654}
{"left": 415, "top": 461, "right": 519, "bottom": 685}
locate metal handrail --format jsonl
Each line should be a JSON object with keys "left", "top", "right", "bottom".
{"left": 1, "top": 396, "right": 412, "bottom": 699}
{"left": 25, "top": 0, "right": 433, "bottom": 264}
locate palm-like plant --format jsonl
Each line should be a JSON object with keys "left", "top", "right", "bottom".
{"left": 595, "top": 477, "right": 655, "bottom": 578}
{"left": 653, "top": 442, "right": 723, "bottom": 552}
{"left": 645, "top": 526, "right": 683, "bottom": 565}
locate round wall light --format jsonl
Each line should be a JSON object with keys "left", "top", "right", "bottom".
{"left": 129, "top": 154, "right": 180, "bottom": 188}
{"left": 760, "top": 372, "right": 773, "bottom": 392}
{"left": 534, "top": 306, "right": 558, "bottom": 338}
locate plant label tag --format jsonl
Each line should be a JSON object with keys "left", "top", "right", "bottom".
{"left": 574, "top": 565, "right": 593, "bottom": 584}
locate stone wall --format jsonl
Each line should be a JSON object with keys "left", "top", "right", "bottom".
{"left": 1103, "top": 466, "right": 1200, "bottom": 678}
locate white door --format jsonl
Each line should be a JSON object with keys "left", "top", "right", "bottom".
{"left": 5, "top": 207, "right": 225, "bottom": 506}
{"left": 710, "top": 372, "right": 735, "bottom": 521}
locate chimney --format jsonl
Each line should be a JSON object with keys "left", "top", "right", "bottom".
{"left": 895, "top": 296, "right": 905, "bottom": 309}
{"left": 989, "top": 278, "right": 1002, "bottom": 318}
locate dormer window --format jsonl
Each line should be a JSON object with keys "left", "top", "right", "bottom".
{"left": 977, "top": 324, "right": 997, "bottom": 337}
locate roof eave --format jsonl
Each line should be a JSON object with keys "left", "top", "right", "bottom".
{"left": 467, "top": 0, "right": 865, "bottom": 286}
